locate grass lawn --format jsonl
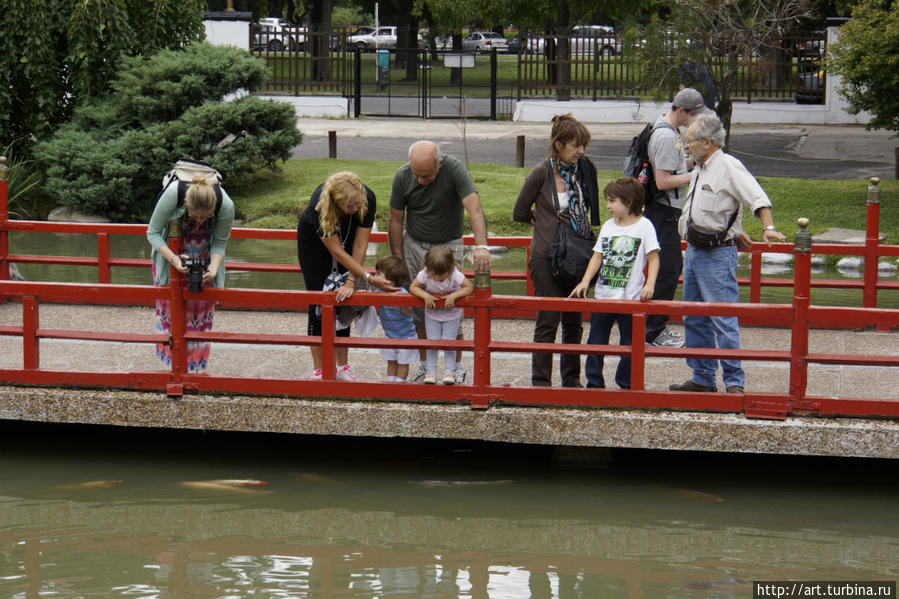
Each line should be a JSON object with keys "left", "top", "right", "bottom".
{"left": 228, "top": 158, "right": 899, "bottom": 243}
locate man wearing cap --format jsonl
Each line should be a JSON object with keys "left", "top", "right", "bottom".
{"left": 643, "top": 87, "right": 711, "bottom": 349}
{"left": 389, "top": 140, "right": 492, "bottom": 383}
{"left": 669, "top": 113, "right": 786, "bottom": 394}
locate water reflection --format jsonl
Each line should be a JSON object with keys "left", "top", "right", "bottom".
{"left": 1, "top": 428, "right": 897, "bottom": 599}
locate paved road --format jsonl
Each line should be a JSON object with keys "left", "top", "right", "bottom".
{"left": 292, "top": 118, "right": 897, "bottom": 181}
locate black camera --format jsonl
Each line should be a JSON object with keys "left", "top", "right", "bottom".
{"left": 183, "top": 257, "right": 209, "bottom": 293}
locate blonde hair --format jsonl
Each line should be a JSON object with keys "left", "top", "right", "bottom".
{"left": 316, "top": 171, "right": 367, "bottom": 237}
{"left": 548, "top": 113, "right": 591, "bottom": 160}
{"left": 184, "top": 175, "right": 218, "bottom": 214}
{"left": 423, "top": 245, "right": 456, "bottom": 277}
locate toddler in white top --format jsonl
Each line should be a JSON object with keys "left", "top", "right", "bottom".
{"left": 409, "top": 245, "right": 474, "bottom": 385}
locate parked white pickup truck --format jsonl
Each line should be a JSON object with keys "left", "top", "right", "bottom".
{"left": 347, "top": 26, "right": 397, "bottom": 50}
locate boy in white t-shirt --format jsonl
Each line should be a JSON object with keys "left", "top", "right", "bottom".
{"left": 570, "top": 177, "right": 660, "bottom": 389}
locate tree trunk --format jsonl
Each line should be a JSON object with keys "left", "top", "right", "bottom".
{"left": 395, "top": 4, "right": 419, "bottom": 81}
{"left": 555, "top": 0, "right": 571, "bottom": 101}
{"left": 309, "top": 0, "right": 332, "bottom": 83}
{"left": 716, "top": 97, "right": 733, "bottom": 151}
{"left": 450, "top": 29, "right": 462, "bottom": 86}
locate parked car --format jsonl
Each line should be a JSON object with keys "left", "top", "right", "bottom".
{"left": 253, "top": 17, "right": 305, "bottom": 52}
{"left": 527, "top": 36, "right": 546, "bottom": 55}
{"left": 418, "top": 29, "right": 451, "bottom": 51}
{"left": 462, "top": 31, "right": 509, "bottom": 54}
{"left": 795, "top": 68, "right": 824, "bottom": 105}
{"left": 795, "top": 31, "right": 826, "bottom": 59}
{"left": 347, "top": 26, "right": 397, "bottom": 51}
{"left": 570, "top": 25, "right": 621, "bottom": 56}
{"left": 522, "top": 27, "right": 619, "bottom": 57}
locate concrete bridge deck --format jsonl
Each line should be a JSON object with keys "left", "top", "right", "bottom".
{"left": 1, "top": 303, "right": 898, "bottom": 459}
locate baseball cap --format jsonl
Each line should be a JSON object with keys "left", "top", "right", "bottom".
{"left": 672, "top": 88, "right": 713, "bottom": 115}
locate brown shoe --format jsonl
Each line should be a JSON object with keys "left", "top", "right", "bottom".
{"left": 726, "top": 386, "right": 744, "bottom": 394}
{"left": 669, "top": 379, "right": 716, "bottom": 392}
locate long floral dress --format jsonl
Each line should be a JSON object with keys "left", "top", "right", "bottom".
{"left": 152, "top": 216, "right": 215, "bottom": 372}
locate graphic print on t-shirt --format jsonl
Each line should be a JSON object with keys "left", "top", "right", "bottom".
{"left": 600, "top": 235, "right": 643, "bottom": 289}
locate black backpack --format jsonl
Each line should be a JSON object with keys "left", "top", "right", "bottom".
{"left": 158, "top": 159, "right": 223, "bottom": 216}
{"left": 623, "top": 121, "right": 674, "bottom": 206}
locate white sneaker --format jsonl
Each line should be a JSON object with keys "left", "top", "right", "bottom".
{"left": 649, "top": 328, "right": 685, "bottom": 348}
{"left": 409, "top": 364, "right": 428, "bottom": 383}
{"left": 336, "top": 364, "right": 357, "bottom": 381}
{"left": 423, "top": 372, "right": 438, "bottom": 384}
{"left": 454, "top": 366, "right": 466, "bottom": 384}
{"left": 311, "top": 369, "right": 322, "bottom": 380}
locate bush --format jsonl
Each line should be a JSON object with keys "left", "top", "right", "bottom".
{"left": 34, "top": 43, "right": 303, "bottom": 222}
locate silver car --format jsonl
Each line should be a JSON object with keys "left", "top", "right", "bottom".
{"left": 462, "top": 32, "right": 509, "bottom": 54}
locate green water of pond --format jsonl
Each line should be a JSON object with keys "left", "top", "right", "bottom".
{"left": 0, "top": 425, "right": 896, "bottom": 599}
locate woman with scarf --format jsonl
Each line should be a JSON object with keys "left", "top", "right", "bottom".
{"left": 513, "top": 113, "right": 600, "bottom": 387}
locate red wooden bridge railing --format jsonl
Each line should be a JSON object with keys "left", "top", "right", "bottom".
{"left": 1, "top": 162, "right": 897, "bottom": 420}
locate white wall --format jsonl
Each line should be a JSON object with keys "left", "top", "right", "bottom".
{"left": 257, "top": 95, "right": 349, "bottom": 118}
{"left": 204, "top": 17, "right": 251, "bottom": 51}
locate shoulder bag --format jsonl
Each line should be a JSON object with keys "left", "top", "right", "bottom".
{"left": 545, "top": 160, "right": 597, "bottom": 289}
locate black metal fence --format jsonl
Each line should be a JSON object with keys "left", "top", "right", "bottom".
{"left": 249, "top": 25, "right": 828, "bottom": 116}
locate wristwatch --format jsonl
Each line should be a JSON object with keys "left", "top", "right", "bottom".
{"left": 764, "top": 225, "right": 777, "bottom": 231}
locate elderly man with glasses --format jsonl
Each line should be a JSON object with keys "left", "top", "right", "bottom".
{"left": 669, "top": 113, "right": 786, "bottom": 394}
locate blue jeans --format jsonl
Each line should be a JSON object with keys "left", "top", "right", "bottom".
{"left": 585, "top": 312, "right": 633, "bottom": 389}
{"left": 682, "top": 244, "right": 744, "bottom": 389}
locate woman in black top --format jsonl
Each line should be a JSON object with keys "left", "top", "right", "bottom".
{"left": 297, "top": 171, "right": 397, "bottom": 380}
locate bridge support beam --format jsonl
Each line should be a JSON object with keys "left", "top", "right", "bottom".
{"left": 2, "top": 386, "right": 898, "bottom": 460}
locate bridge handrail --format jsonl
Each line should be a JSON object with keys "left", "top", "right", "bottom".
{"left": 1, "top": 230, "right": 898, "bottom": 420}
{"left": 1, "top": 178, "right": 896, "bottom": 318}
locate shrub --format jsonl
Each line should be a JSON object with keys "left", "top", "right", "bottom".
{"left": 34, "top": 43, "right": 303, "bottom": 222}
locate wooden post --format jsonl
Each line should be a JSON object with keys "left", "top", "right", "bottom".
{"left": 862, "top": 177, "right": 880, "bottom": 309}
{"left": 515, "top": 135, "right": 525, "bottom": 168}
{"left": 167, "top": 218, "right": 187, "bottom": 393}
{"left": 0, "top": 156, "right": 8, "bottom": 282}
{"left": 789, "top": 218, "right": 812, "bottom": 410}
{"left": 23, "top": 295, "right": 39, "bottom": 370}
{"left": 97, "top": 233, "right": 111, "bottom": 284}
{"left": 328, "top": 130, "right": 337, "bottom": 159}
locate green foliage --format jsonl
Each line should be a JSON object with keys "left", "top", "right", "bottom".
{"left": 1, "top": 140, "right": 43, "bottom": 218}
{"left": 829, "top": 0, "right": 899, "bottom": 132}
{"left": 332, "top": 5, "right": 372, "bottom": 27}
{"left": 0, "top": 0, "right": 206, "bottom": 152}
{"left": 34, "top": 44, "right": 303, "bottom": 222}
{"left": 628, "top": 0, "right": 815, "bottom": 138}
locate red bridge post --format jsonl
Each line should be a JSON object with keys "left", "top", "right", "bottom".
{"left": 167, "top": 218, "right": 187, "bottom": 393}
{"left": 790, "top": 218, "right": 812, "bottom": 409}
{"left": 320, "top": 304, "right": 336, "bottom": 380}
{"left": 0, "top": 156, "right": 9, "bottom": 282}
{"left": 863, "top": 177, "right": 881, "bottom": 309}
{"left": 471, "top": 265, "right": 493, "bottom": 407}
